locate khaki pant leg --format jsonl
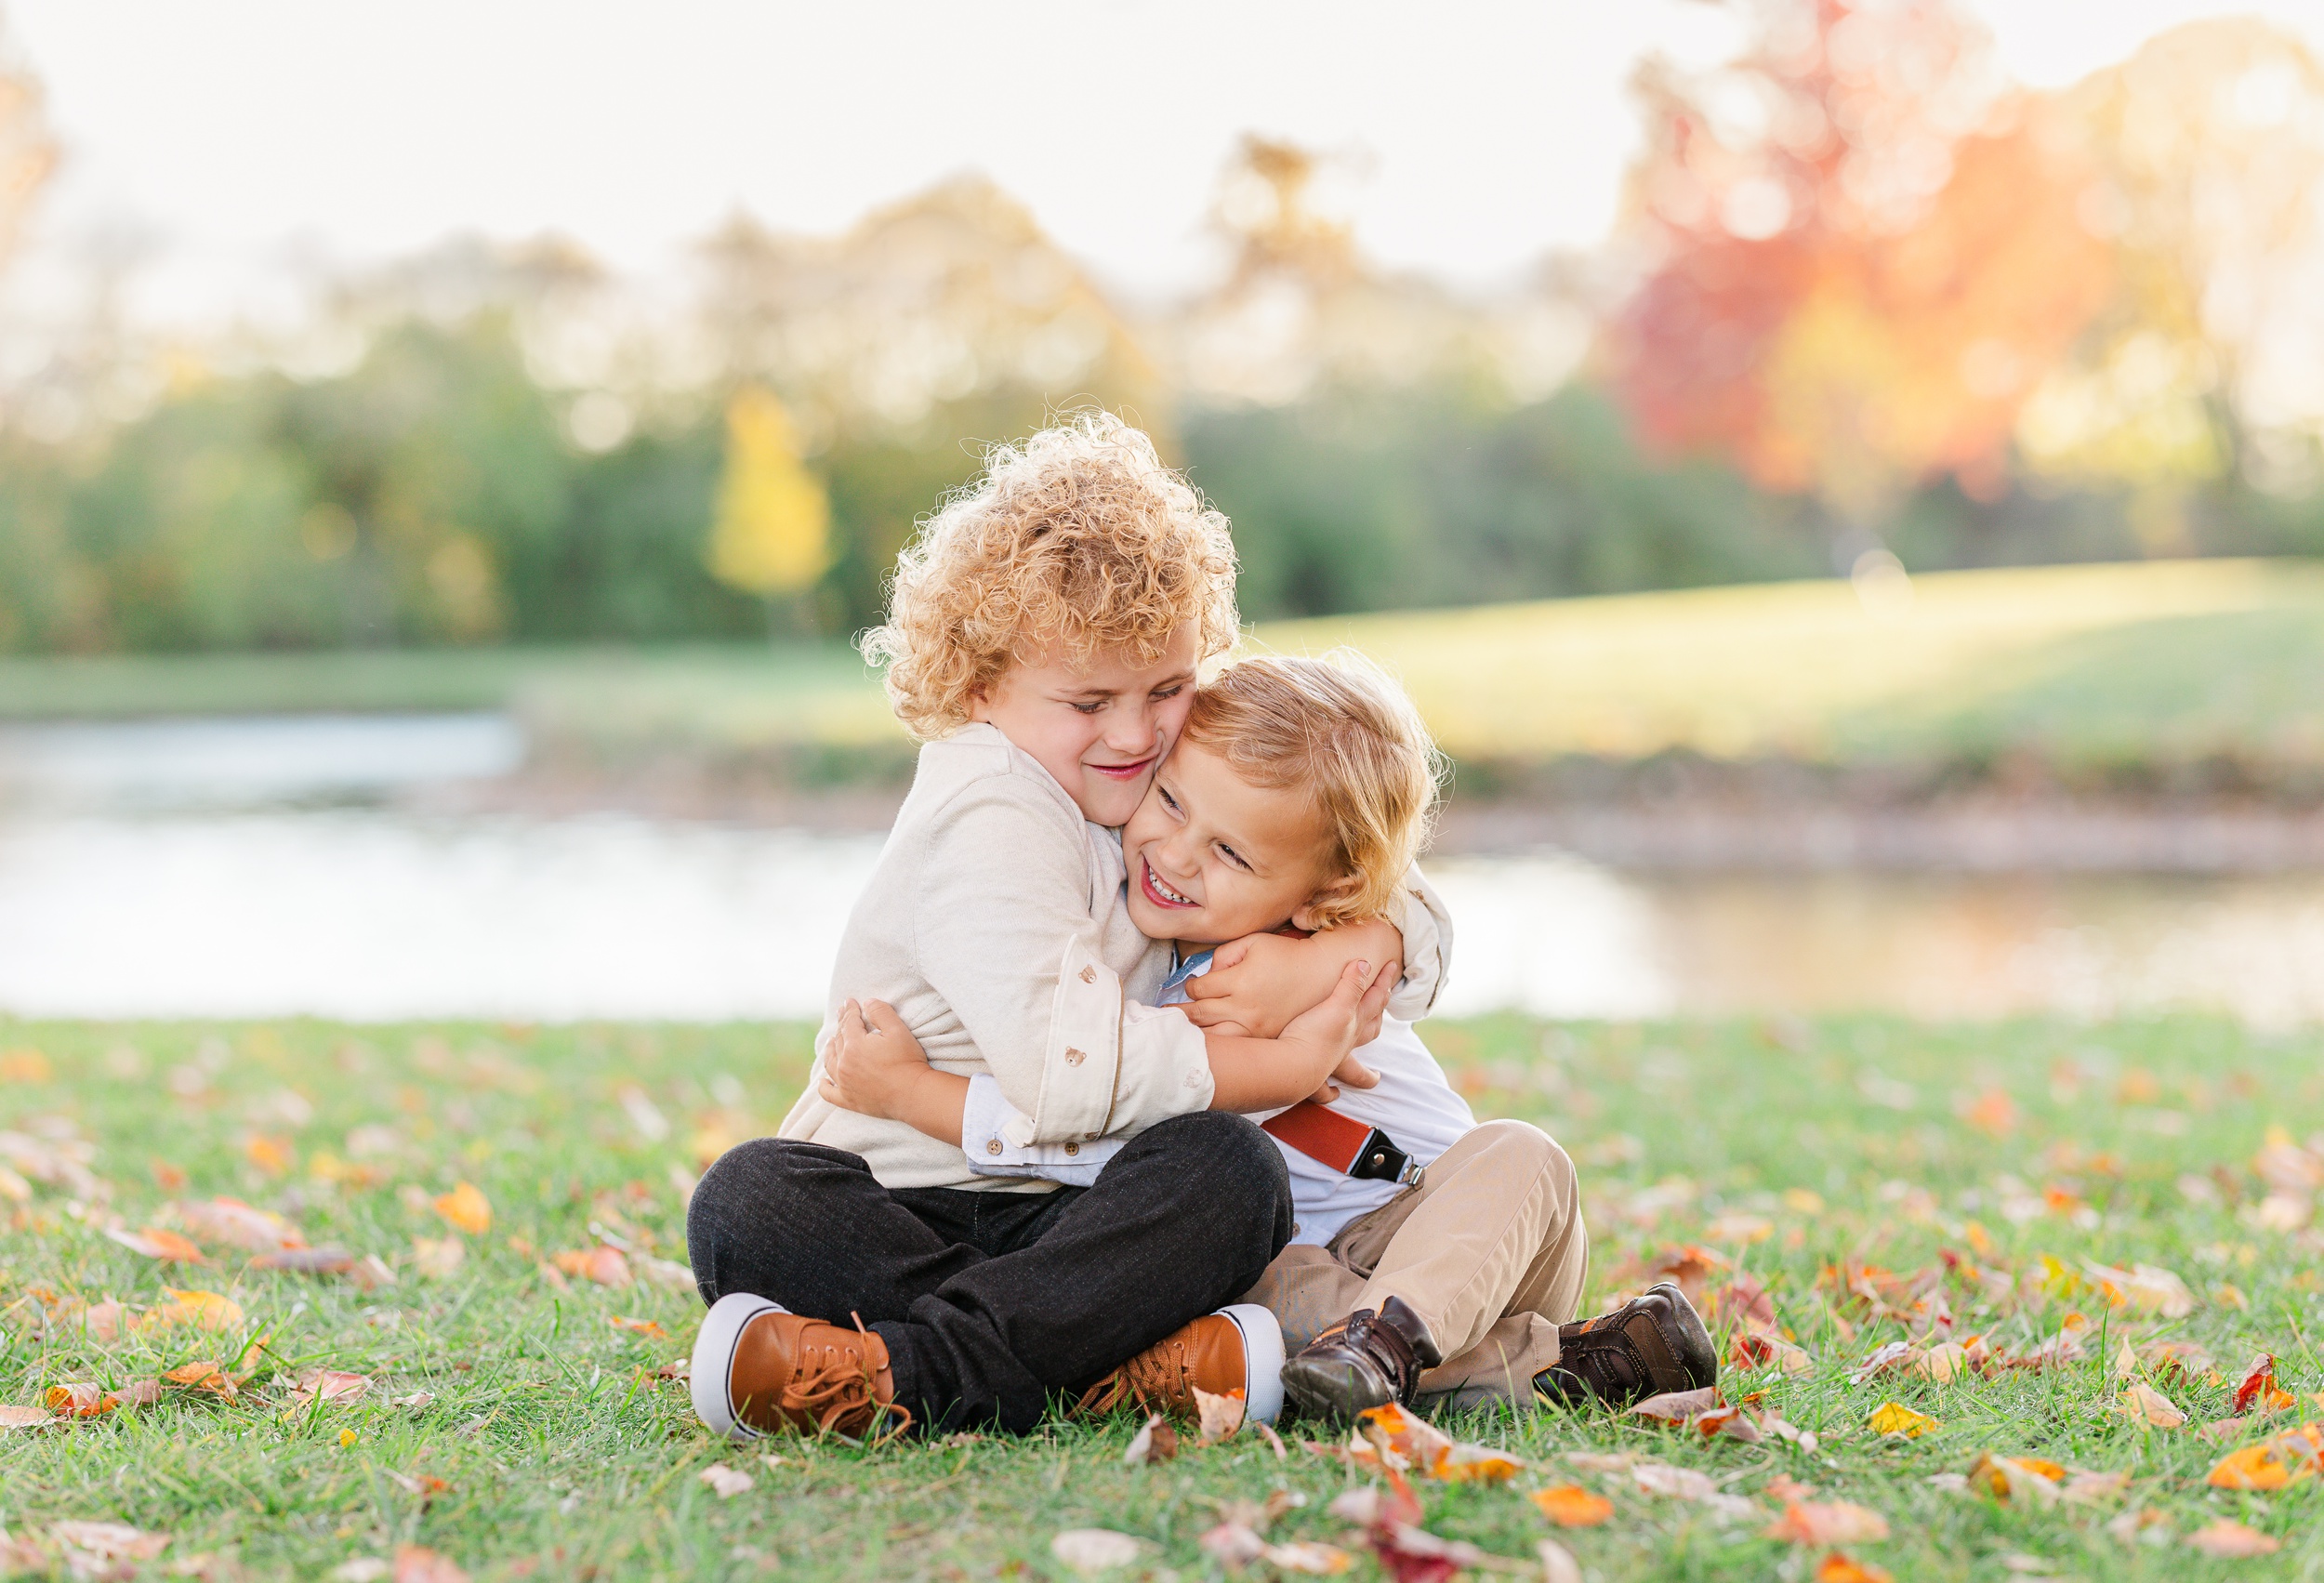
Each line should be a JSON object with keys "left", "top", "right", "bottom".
{"left": 1237, "top": 1244, "right": 1372, "bottom": 1355}
{"left": 1332, "top": 1119, "right": 1588, "bottom": 1366}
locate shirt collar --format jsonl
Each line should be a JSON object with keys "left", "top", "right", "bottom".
{"left": 1159, "top": 944, "right": 1217, "bottom": 999}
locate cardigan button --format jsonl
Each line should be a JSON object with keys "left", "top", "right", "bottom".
{"left": 1064, "top": 1141, "right": 1079, "bottom": 1156}
{"left": 1064, "top": 1048, "right": 1086, "bottom": 1065}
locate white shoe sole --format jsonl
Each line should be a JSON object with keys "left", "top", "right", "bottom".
{"left": 1221, "top": 1302, "right": 1286, "bottom": 1426}
{"left": 691, "top": 1292, "right": 789, "bottom": 1440}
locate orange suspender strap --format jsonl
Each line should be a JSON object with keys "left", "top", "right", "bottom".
{"left": 1261, "top": 1102, "right": 1422, "bottom": 1185}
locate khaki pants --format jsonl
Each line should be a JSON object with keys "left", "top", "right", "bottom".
{"left": 1239, "top": 1118, "right": 1589, "bottom": 1411}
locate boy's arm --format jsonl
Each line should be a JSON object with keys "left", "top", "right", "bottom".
{"left": 916, "top": 783, "right": 1215, "bottom": 1145}
{"left": 818, "top": 998, "right": 970, "bottom": 1145}
{"left": 1179, "top": 864, "right": 1454, "bottom": 1037}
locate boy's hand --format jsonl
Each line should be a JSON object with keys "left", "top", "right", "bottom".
{"left": 1309, "top": 1046, "right": 1381, "bottom": 1105}
{"left": 818, "top": 998, "right": 936, "bottom": 1123}
{"left": 1182, "top": 919, "right": 1403, "bottom": 1042}
{"left": 1273, "top": 957, "right": 1381, "bottom": 1090}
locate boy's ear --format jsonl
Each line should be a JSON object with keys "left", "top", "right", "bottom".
{"left": 1290, "top": 873, "right": 1363, "bottom": 932}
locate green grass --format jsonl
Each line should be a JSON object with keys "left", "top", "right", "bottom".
{"left": 7, "top": 559, "right": 2323, "bottom": 784}
{"left": 3, "top": 1014, "right": 2321, "bottom": 1579}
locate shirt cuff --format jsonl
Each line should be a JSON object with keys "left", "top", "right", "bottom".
{"left": 962, "top": 1075, "right": 1120, "bottom": 1187}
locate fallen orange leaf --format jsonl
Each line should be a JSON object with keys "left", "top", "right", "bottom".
{"left": 394, "top": 1545, "right": 470, "bottom": 1583}
{"left": 1817, "top": 1554, "right": 1893, "bottom": 1583}
{"left": 144, "top": 1288, "right": 244, "bottom": 1331}
{"left": 44, "top": 1381, "right": 118, "bottom": 1418}
{"left": 1529, "top": 1486, "right": 1614, "bottom": 1527}
{"left": 244, "top": 1135, "right": 294, "bottom": 1175}
{"left": 286, "top": 1369, "right": 372, "bottom": 1406}
{"left": 2208, "top": 1444, "right": 2304, "bottom": 1491}
{"left": 103, "top": 1226, "right": 206, "bottom": 1263}
{"left": 163, "top": 1361, "right": 237, "bottom": 1399}
{"left": 2119, "top": 1382, "right": 2186, "bottom": 1429}
{"left": 431, "top": 1181, "right": 491, "bottom": 1236}
{"left": 608, "top": 1315, "right": 668, "bottom": 1340}
{"left": 1436, "top": 1443, "right": 1524, "bottom": 1482}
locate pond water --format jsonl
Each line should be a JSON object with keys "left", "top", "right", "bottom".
{"left": 2, "top": 715, "right": 2320, "bottom": 1025}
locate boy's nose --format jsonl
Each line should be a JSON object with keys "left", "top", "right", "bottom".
{"left": 1103, "top": 706, "right": 1158, "bottom": 756}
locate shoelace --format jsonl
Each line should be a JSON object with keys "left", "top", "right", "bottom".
{"left": 1076, "top": 1337, "right": 1195, "bottom": 1417}
{"left": 1327, "top": 1309, "right": 1421, "bottom": 1397}
{"left": 775, "top": 1314, "right": 913, "bottom": 1436}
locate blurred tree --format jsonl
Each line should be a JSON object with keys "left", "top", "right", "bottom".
{"left": 1604, "top": 0, "right": 2113, "bottom": 544}
{"left": 2020, "top": 20, "right": 2324, "bottom": 544}
{"left": 706, "top": 385, "right": 831, "bottom": 633}
{"left": 0, "top": 9, "right": 55, "bottom": 267}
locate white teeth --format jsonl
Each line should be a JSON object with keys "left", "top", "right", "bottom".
{"left": 1146, "top": 861, "right": 1194, "bottom": 906}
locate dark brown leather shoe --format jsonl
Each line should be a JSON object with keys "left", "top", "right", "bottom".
{"left": 1279, "top": 1295, "right": 1444, "bottom": 1421}
{"left": 1076, "top": 1304, "right": 1285, "bottom": 1423}
{"left": 1535, "top": 1280, "right": 1716, "bottom": 1407}
{"left": 691, "top": 1293, "right": 910, "bottom": 1439}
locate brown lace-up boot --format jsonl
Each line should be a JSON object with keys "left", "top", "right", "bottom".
{"left": 1534, "top": 1281, "right": 1716, "bottom": 1407}
{"left": 1076, "top": 1304, "right": 1285, "bottom": 1423}
{"left": 691, "top": 1293, "right": 910, "bottom": 1439}
{"left": 1279, "top": 1295, "right": 1443, "bottom": 1421}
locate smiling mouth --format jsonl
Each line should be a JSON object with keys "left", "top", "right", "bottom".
{"left": 1088, "top": 755, "right": 1155, "bottom": 782}
{"left": 1140, "top": 857, "right": 1196, "bottom": 909}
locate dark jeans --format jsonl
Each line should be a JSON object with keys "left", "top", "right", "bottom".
{"left": 686, "top": 1111, "right": 1293, "bottom": 1433}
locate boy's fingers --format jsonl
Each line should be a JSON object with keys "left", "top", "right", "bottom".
{"left": 1178, "top": 996, "right": 1240, "bottom": 1028}
{"left": 865, "top": 999, "right": 908, "bottom": 1036}
{"left": 1335, "top": 1057, "right": 1380, "bottom": 1089}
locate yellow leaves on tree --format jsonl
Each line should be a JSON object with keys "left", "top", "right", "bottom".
{"left": 706, "top": 387, "right": 830, "bottom": 601}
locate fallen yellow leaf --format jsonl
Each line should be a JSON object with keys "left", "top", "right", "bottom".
{"left": 145, "top": 1288, "right": 244, "bottom": 1330}
{"left": 1867, "top": 1402, "right": 1938, "bottom": 1439}
{"left": 431, "top": 1181, "right": 491, "bottom": 1236}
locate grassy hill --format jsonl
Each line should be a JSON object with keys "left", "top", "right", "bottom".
{"left": 5, "top": 559, "right": 2321, "bottom": 786}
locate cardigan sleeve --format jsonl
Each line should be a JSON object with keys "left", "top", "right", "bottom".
{"left": 914, "top": 780, "right": 1212, "bottom": 1144}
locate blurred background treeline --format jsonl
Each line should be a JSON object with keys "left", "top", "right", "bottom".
{"left": 0, "top": 3, "right": 2320, "bottom": 657}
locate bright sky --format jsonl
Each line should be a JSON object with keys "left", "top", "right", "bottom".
{"left": 11, "top": 0, "right": 2324, "bottom": 325}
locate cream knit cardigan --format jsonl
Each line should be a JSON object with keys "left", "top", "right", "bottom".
{"left": 777, "top": 722, "right": 1452, "bottom": 1193}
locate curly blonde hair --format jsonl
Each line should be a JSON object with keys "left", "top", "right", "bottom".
{"left": 860, "top": 414, "right": 1240, "bottom": 740}
{"left": 1181, "top": 651, "right": 1445, "bottom": 930}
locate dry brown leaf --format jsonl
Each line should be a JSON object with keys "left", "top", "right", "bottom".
{"left": 1765, "top": 1501, "right": 1891, "bottom": 1546}
{"left": 1261, "top": 1539, "right": 1354, "bottom": 1574}
{"left": 430, "top": 1182, "right": 491, "bottom": 1237}
{"left": 1196, "top": 1521, "right": 1265, "bottom": 1568}
{"left": 2185, "top": 1519, "right": 2280, "bottom": 1557}
{"left": 393, "top": 1545, "right": 469, "bottom": 1583}
{"left": 1631, "top": 1387, "right": 1723, "bottom": 1422}
{"left": 552, "top": 1247, "right": 631, "bottom": 1287}
{"left": 698, "top": 1463, "right": 754, "bottom": 1498}
{"left": 0, "top": 1404, "right": 52, "bottom": 1429}
{"left": 1192, "top": 1385, "right": 1245, "bottom": 1444}
{"left": 178, "top": 1197, "right": 302, "bottom": 1252}
{"left": 1050, "top": 1530, "right": 1147, "bottom": 1575}
{"left": 1538, "top": 1537, "right": 1582, "bottom": 1583}
{"left": 410, "top": 1236, "right": 465, "bottom": 1281}
{"left": 251, "top": 1247, "right": 355, "bottom": 1275}
{"left": 81, "top": 1299, "right": 127, "bottom": 1345}
{"left": 104, "top": 1226, "right": 207, "bottom": 1263}
{"left": 116, "top": 1379, "right": 160, "bottom": 1407}
{"left": 1122, "top": 1413, "right": 1178, "bottom": 1466}
{"left": 1850, "top": 1341, "right": 1923, "bottom": 1383}
{"left": 52, "top": 1522, "right": 168, "bottom": 1565}
{"left": 286, "top": 1369, "right": 372, "bottom": 1407}
{"left": 2119, "top": 1382, "right": 2186, "bottom": 1429}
